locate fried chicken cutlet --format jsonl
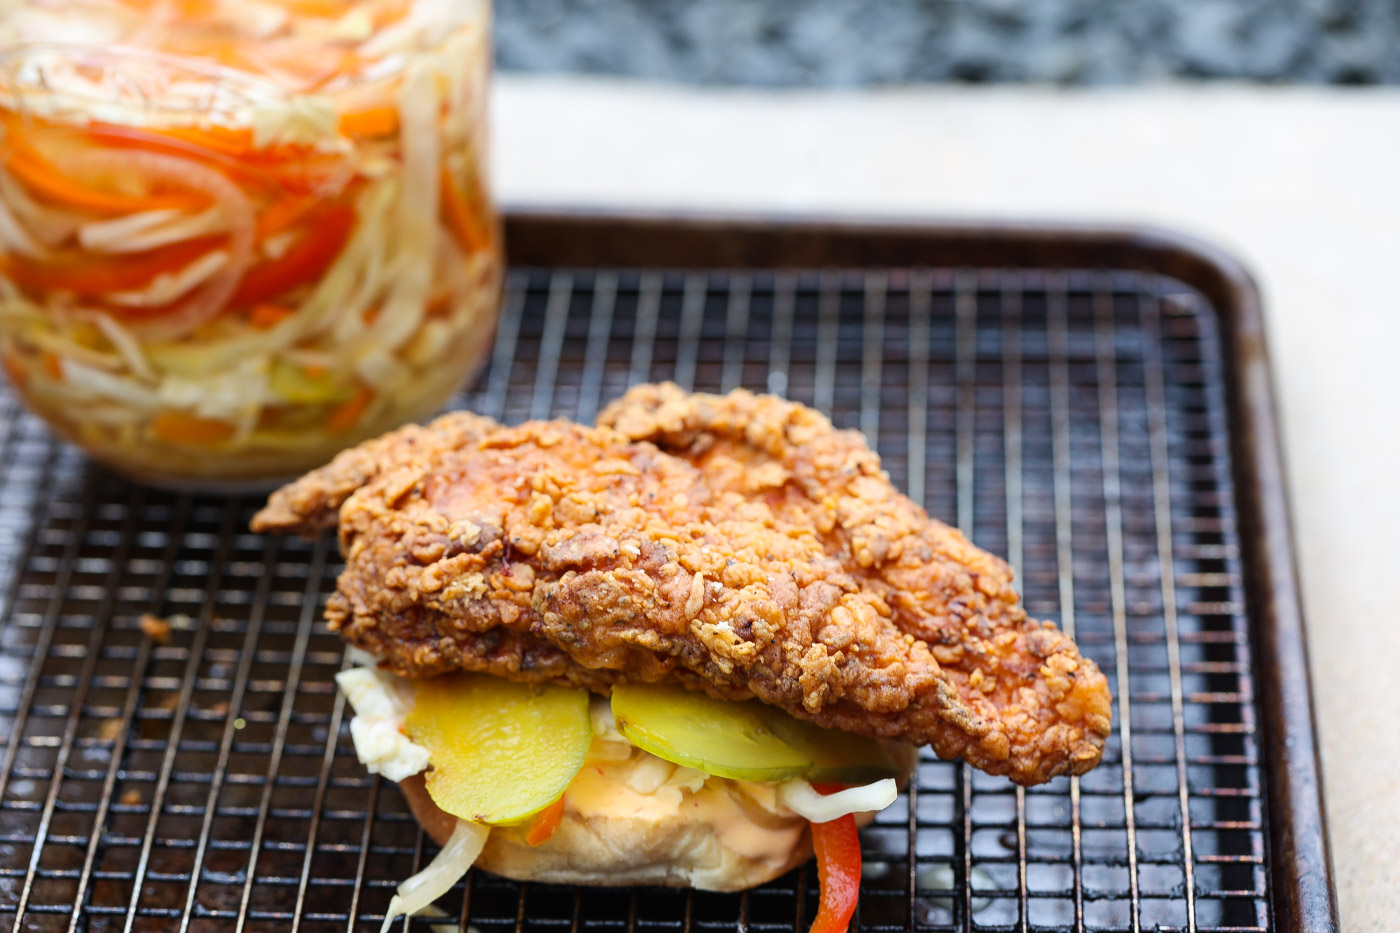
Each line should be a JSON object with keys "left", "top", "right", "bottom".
{"left": 253, "top": 385, "right": 1111, "bottom": 786}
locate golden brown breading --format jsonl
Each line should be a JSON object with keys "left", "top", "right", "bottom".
{"left": 600, "top": 384, "right": 1111, "bottom": 782}
{"left": 255, "top": 411, "right": 501, "bottom": 533}
{"left": 253, "top": 386, "right": 1111, "bottom": 786}
{"left": 599, "top": 383, "right": 1031, "bottom": 649}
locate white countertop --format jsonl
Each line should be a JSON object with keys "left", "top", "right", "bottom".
{"left": 493, "top": 76, "right": 1400, "bottom": 931}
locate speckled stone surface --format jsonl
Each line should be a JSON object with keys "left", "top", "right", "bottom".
{"left": 496, "top": 0, "right": 1400, "bottom": 85}
{"left": 492, "top": 78, "right": 1400, "bottom": 931}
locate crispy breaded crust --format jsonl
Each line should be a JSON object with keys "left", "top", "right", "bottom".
{"left": 254, "top": 411, "right": 501, "bottom": 534}
{"left": 253, "top": 385, "right": 1111, "bottom": 786}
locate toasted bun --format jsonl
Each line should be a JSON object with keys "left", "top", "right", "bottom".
{"left": 399, "top": 764, "right": 907, "bottom": 892}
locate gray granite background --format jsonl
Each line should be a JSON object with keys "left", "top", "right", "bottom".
{"left": 496, "top": 0, "right": 1400, "bottom": 85}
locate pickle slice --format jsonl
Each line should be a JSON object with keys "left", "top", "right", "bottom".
{"left": 611, "top": 682, "right": 908, "bottom": 785}
{"left": 610, "top": 683, "right": 811, "bottom": 782}
{"left": 403, "top": 673, "right": 591, "bottom": 825}
{"left": 770, "top": 717, "right": 909, "bottom": 785}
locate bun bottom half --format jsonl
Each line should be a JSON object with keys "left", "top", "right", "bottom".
{"left": 399, "top": 773, "right": 885, "bottom": 892}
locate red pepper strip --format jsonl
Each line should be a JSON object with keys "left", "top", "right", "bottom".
{"left": 524, "top": 795, "right": 566, "bottom": 847}
{"left": 256, "top": 194, "right": 317, "bottom": 240}
{"left": 0, "top": 234, "right": 226, "bottom": 295}
{"left": 231, "top": 204, "right": 356, "bottom": 307}
{"left": 808, "top": 783, "right": 861, "bottom": 933}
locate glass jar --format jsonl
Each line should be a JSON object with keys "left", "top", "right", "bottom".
{"left": 0, "top": 0, "right": 500, "bottom": 488}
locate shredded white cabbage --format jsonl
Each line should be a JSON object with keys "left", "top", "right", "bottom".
{"left": 337, "top": 666, "right": 408, "bottom": 720}
{"left": 60, "top": 358, "right": 163, "bottom": 408}
{"left": 155, "top": 355, "right": 269, "bottom": 421}
{"left": 0, "top": 46, "right": 284, "bottom": 130}
{"left": 362, "top": 61, "right": 438, "bottom": 352}
{"left": 347, "top": 716, "right": 431, "bottom": 782}
{"left": 353, "top": 346, "right": 408, "bottom": 392}
{"left": 227, "top": 0, "right": 291, "bottom": 38}
{"left": 328, "top": 7, "right": 375, "bottom": 41}
{"left": 379, "top": 819, "right": 490, "bottom": 933}
{"left": 404, "top": 319, "right": 451, "bottom": 368}
{"left": 0, "top": 195, "right": 43, "bottom": 257}
{"left": 584, "top": 698, "right": 634, "bottom": 763}
{"left": 79, "top": 206, "right": 228, "bottom": 254}
{"left": 251, "top": 95, "right": 339, "bottom": 150}
{"left": 87, "top": 312, "right": 156, "bottom": 382}
{"left": 358, "top": 0, "right": 470, "bottom": 59}
{"left": 344, "top": 646, "right": 381, "bottom": 668}
{"left": 335, "top": 665, "right": 431, "bottom": 782}
{"left": 108, "top": 251, "right": 230, "bottom": 307}
{"left": 776, "top": 778, "right": 900, "bottom": 822}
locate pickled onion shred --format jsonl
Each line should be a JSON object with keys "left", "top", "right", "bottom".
{"left": 379, "top": 819, "right": 490, "bottom": 933}
{"left": 777, "top": 779, "right": 898, "bottom": 822}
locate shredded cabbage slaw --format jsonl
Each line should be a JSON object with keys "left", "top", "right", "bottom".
{"left": 0, "top": 0, "right": 500, "bottom": 485}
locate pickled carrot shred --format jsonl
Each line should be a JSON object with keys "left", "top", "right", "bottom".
{"left": 151, "top": 412, "right": 237, "bottom": 445}
{"left": 326, "top": 384, "right": 374, "bottom": 434}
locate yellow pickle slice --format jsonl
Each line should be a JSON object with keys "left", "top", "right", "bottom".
{"left": 403, "top": 673, "right": 591, "bottom": 825}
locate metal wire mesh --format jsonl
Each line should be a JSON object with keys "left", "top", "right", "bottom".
{"left": 0, "top": 265, "right": 1269, "bottom": 933}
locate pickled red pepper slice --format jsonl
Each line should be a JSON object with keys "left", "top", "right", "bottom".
{"left": 524, "top": 795, "right": 566, "bottom": 847}
{"left": 232, "top": 203, "right": 356, "bottom": 306}
{"left": 0, "top": 234, "right": 226, "bottom": 295}
{"left": 809, "top": 784, "right": 862, "bottom": 933}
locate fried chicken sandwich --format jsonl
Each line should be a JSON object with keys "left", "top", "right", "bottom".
{"left": 253, "top": 383, "right": 1111, "bottom": 930}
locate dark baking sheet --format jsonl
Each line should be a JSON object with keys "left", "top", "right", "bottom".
{"left": 0, "top": 212, "right": 1336, "bottom": 932}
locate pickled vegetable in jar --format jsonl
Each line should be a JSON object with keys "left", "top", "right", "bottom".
{"left": 0, "top": 0, "right": 501, "bottom": 488}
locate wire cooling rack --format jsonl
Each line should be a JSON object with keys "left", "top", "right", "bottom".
{"left": 0, "top": 246, "right": 1289, "bottom": 932}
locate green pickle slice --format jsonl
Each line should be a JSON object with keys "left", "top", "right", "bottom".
{"left": 769, "top": 716, "right": 908, "bottom": 785}
{"left": 611, "top": 683, "right": 812, "bottom": 781}
{"left": 610, "top": 682, "right": 904, "bottom": 784}
{"left": 404, "top": 673, "right": 591, "bottom": 825}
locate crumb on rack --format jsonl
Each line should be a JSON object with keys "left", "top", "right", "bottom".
{"left": 138, "top": 614, "right": 172, "bottom": 644}
{"left": 98, "top": 718, "right": 124, "bottom": 742}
